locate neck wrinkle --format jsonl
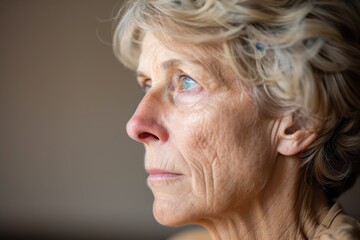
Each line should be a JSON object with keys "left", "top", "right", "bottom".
{"left": 197, "top": 156, "right": 330, "bottom": 240}
{"left": 293, "top": 179, "right": 330, "bottom": 239}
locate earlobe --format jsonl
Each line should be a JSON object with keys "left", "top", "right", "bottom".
{"left": 277, "top": 114, "right": 317, "bottom": 156}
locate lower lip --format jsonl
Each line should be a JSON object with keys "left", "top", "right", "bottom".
{"left": 147, "top": 173, "right": 183, "bottom": 183}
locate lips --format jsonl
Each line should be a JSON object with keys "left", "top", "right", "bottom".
{"left": 146, "top": 168, "right": 181, "bottom": 175}
{"left": 146, "top": 168, "right": 183, "bottom": 182}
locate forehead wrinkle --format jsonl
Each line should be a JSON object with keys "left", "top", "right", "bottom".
{"left": 136, "top": 60, "right": 183, "bottom": 83}
{"left": 160, "top": 59, "right": 184, "bottom": 71}
{"left": 137, "top": 57, "right": 230, "bottom": 90}
{"left": 139, "top": 35, "right": 229, "bottom": 87}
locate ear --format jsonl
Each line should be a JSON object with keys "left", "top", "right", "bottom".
{"left": 277, "top": 114, "right": 317, "bottom": 156}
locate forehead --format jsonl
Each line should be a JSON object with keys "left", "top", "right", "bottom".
{"left": 138, "top": 32, "right": 195, "bottom": 71}
{"left": 137, "top": 32, "right": 236, "bottom": 86}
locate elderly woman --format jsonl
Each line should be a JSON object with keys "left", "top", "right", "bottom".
{"left": 113, "top": 0, "right": 360, "bottom": 239}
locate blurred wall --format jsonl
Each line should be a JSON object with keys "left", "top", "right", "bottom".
{"left": 0, "top": 0, "right": 193, "bottom": 239}
{"left": 0, "top": 0, "right": 359, "bottom": 239}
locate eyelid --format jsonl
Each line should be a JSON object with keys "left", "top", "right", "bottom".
{"left": 137, "top": 72, "right": 200, "bottom": 94}
{"left": 176, "top": 73, "right": 199, "bottom": 91}
{"left": 176, "top": 72, "right": 195, "bottom": 83}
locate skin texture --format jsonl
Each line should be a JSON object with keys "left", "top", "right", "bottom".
{"left": 126, "top": 33, "right": 327, "bottom": 239}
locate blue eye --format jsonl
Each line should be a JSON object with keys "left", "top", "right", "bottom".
{"left": 180, "top": 76, "right": 198, "bottom": 91}
{"left": 142, "top": 79, "right": 152, "bottom": 93}
{"left": 143, "top": 84, "right": 151, "bottom": 93}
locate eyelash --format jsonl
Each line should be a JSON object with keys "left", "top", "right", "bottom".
{"left": 175, "top": 73, "right": 198, "bottom": 92}
{"left": 140, "top": 72, "right": 199, "bottom": 93}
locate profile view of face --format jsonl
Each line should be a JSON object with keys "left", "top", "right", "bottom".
{"left": 126, "top": 33, "right": 278, "bottom": 226}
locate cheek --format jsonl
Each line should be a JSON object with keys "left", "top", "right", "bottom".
{"left": 175, "top": 114, "right": 218, "bottom": 192}
{"left": 172, "top": 98, "right": 273, "bottom": 208}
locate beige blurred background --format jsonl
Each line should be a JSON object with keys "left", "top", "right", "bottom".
{"left": 0, "top": 0, "right": 359, "bottom": 239}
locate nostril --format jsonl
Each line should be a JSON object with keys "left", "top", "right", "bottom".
{"left": 138, "top": 132, "right": 160, "bottom": 140}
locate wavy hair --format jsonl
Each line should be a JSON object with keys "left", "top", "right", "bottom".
{"left": 113, "top": 0, "right": 360, "bottom": 198}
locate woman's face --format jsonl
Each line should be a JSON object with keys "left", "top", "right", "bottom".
{"left": 126, "top": 33, "right": 277, "bottom": 226}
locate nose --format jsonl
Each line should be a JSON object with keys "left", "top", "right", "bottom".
{"left": 126, "top": 94, "right": 169, "bottom": 144}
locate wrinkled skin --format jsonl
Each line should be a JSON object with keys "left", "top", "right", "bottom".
{"left": 126, "top": 33, "right": 328, "bottom": 240}
{"left": 127, "top": 32, "right": 279, "bottom": 225}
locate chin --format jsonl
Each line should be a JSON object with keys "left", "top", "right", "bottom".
{"left": 152, "top": 197, "right": 199, "bottom": 227}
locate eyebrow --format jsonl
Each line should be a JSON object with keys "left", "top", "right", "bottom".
{"left": 160, "top": 59, "right": 184, "bottom": 70}
{"left": 136, "top": 59, "right": 188, "bottom": 79}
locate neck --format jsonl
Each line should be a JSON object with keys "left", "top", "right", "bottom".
{"left": 197, "top": 156, "right": 330, "bottom": 240}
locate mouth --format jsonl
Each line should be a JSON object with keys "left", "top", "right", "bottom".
{"left": 146, "top": 168, "right": 183, "bottom": 183}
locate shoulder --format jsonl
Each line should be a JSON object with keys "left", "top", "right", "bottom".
{"left": 314, "top": 202, "right": 360, "bottom": 240}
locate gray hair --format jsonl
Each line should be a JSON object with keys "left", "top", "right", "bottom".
{"left": 113, "top": 0, "right": 360, "bottom": 198}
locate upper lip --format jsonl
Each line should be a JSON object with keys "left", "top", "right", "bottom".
{"left": 146, "top": 168, "right": 182, "bottom": 175}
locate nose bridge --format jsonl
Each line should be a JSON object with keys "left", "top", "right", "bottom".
{"left": 134, "top": 89, "right": 162, "bottom": 121}
{"left": 134, "top": 92, "right": 153, "bottom": 117}
{"left": 126, "top": 90, "right": 168, "bottom": 143}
